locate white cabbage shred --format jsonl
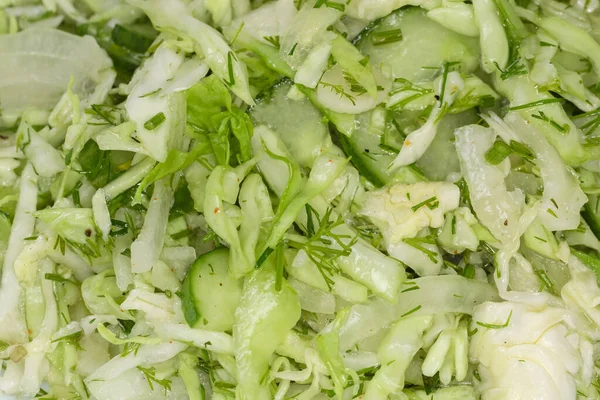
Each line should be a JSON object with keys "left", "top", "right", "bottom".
{"left": 1, "top": 0, "right": 600, "bottom": 399}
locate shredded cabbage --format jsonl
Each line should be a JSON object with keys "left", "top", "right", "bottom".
{"left": 2, "top": 0, "right": 600, "bottom": 399}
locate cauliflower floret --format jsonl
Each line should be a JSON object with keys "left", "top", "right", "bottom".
{"left": 360, "top": 182, "right": 460, "bottom": 242}
{"left": 360, "top": 182, "right": 459, "bottom": 275}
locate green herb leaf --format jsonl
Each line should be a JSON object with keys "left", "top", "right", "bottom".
{"left": 370, "top": 29, "right": 403, "bottom": 46}
{"left": 137, "top": 366, "right": 172, "bottom": 393}
{"left": 508, "top": 98, "right": 564, "bottom": 110}
{"left": 402, "top": 235, "right": 438, "bottom": 263}
{"left": 143, "top": 112, "right": 166, "bottom": 131}
{"left": 411, "top": 196, "right": 439, "bottom": 211}
{"left": 476, "top": 310, "right": 513, "bottom": 329}
{"left": 263, "top": 36, "right": 280, "bottom": 48}
{"left": 531, "top": 111, "right": 570, "bottom": 133}
{"left": 485, "top": 139, "right": 534, "bottom": 165}
{"left": 274, "top": 241, "right": 285, "bottom": 292}
{"left": 288, "top": 208, "right": 357, "bottom": 290}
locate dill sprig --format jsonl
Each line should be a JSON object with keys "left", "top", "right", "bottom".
{"left": 121, "top": 342, "right": 142, "bottom": 357}
{"left": 136, "top": 366, "right": 172, "bottom": 393}
{"left": 51, "top": 330, "right": 83, "bottom": 350}
{"left": 352, "top": 219, "right": 383, "bottom": 249}
{"left": 402, "top": 234, "right": 438, "bottom": 263}
{"left": 531, "top": 111, "right": 570, "bottom": 133}
{"left": 318, "top": 81, "right": 357, "bottom": 105}
{"left": 573, "top": 108, "right": 600, "bottom": 136}
{"left": 197, "top": 354, "right": 233, "bottom": 397}
{"left": 388, "top": 78, "right": 433, "bottom": 110}
{"left": 495, "top": 58, "right": 527, "bottom": 80}
{"left": 343, "top": 72, "right": 367, "bottom": 95}
{"left": 263, "top": 35, "right": 280, "bottom": 48}
{"left": 85, "top": 104, "right": 121, "bottom": 126}
{"left": 288, "top": 206, "right": 358, "bottom": 290}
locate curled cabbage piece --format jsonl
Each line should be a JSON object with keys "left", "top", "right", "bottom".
{"left": 470, "top": 301, "right": 591, "bottom": 400}
{"left": 0, "top": 28, "right": 113, "bottom": 118}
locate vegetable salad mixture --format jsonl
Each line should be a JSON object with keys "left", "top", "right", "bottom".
{"left": 2, "top": 0, "right": 600, "bottom": 399}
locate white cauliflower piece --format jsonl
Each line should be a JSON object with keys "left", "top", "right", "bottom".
{"left": 360, "top": 182, "right": 459, "bottom": 275}
{"left": 360, "top": 181, "right": 460, "bottom": 242}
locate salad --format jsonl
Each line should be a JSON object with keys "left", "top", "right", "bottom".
{"left": 1, "top": 0, "right": 600, "bottom": 398}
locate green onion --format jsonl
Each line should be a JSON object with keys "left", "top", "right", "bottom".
{"left": 370, "top": 29, "right": 403, "bottom": 46}
{"left": 44, "top": 273, "right": 72, "bottom": 284}
{"left": 411, "top": 196, "right": 439, "bottom": 211}
{"left": 462, "top": 264, "right": 475, "bottom": 279}
{"left": 509, "top": 140, "right": 535, "bottom": 160}
{"left": 325, "top": 1, "right": 345, "bottom": 11}
{"left": 485, "top": 140, "right": 513, "bottom": 165}
{"left": 226, "top": 51, "right": 236, "bottom": 86}
{"left": 485, "top": 139, "right": 534, "bottom": 165}
{"left": 143, "top": 112, "right": 166, "bottom": 130}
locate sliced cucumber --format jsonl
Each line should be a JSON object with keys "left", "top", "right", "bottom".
{"left": 250, "top": 82, "right": 335, "bottom": 167}
{"left": 341, "top": 108, "right": 478, "bottom": 185}
{"left": 339, "top": 109, "right": 426, "bottom": 187}
{"left": 416, "top": 110, "right": 478, "bottom": 181}
{"left": 357, "top": 7, "right": 480, "bottom": 82}
{"left": 181, "top": 248, "right": 243, "bottom": 332}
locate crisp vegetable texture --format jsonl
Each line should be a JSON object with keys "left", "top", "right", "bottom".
{"left": 2, "top": 0, "right": 600, "bottom": 399}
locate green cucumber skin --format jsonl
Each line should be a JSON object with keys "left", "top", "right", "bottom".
{"left": 181, "top": 248, "right": 243, "bottom": 331}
